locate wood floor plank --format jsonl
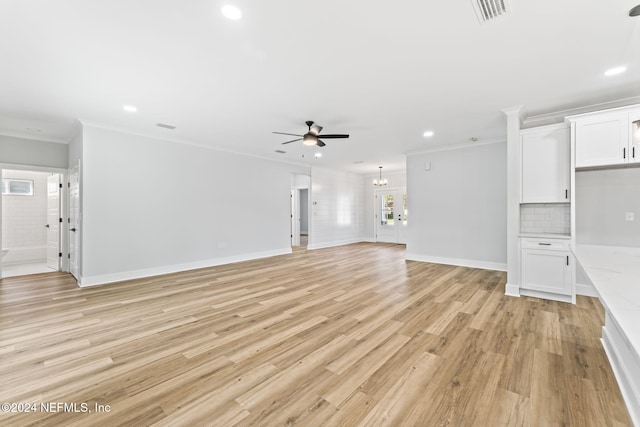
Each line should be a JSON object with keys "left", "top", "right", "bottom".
{"left": 0, "top": 243, "right": 633, "bottom": 426}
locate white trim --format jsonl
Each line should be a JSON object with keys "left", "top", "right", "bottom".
{"left": 404, "top": 138, "right": 505, "bottom": 156}
{"left": 601, "top": 313, "right": 640, "bottom": 427}
{"left": 307, "top": 238, "right": 364, "bottom": 251}
{"left": 524, "top": 97, "right": 640, "bottom": 128}
{"left": 576, "top": 282, "right": 599, "bottom": 298}
{"left": 519, "top": 122, "right": 569, "bottom": 135}
{"left": 0, "top": 129, "right": 68, "bottom": 144}
{"left": 0, "top": 163, "right": 68, "bottom": 174}
{"left": 78, "top": 247, "right": 292, "bottom": 287}
{"left": 405, "top": 252, "right": 507, "bottom": 272}
{"left": 505, "top": 283, "right": 520, "bottom": 297}
{"left": 80, "top": 120, "right": 311, "bottom": 171}
{"left": 520, "top": 288, "right": 574, "bottom": 304}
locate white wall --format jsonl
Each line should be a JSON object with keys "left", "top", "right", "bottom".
{"left": 0, "top": 135, "right": 68, "bottom": 169}
{"left": 406, "top": 142, "right": 507, "bottom": 271}
{"left": 576, "top": 168, "right": 640, "bottom": 248}
{"left": 1, "top": 170, "right": 49, "bottom": 263}
{"left": 363, "top": 171, "right": 407, "bottom": 241}
{"left": 309, "top": 166, "right": 365, "bottom": 249}
{"left": 77, "top": 125, "right": 309, "bottom": 286}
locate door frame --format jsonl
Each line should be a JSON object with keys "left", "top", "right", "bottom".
{"left": 0, "top": 163, "right": 69, "bottom": 278}
{"left": 374, "top": 187, "right": 407, "bottom": 244}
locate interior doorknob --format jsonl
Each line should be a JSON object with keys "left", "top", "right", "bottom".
{"left": 45, "top": 224, "right": 50, "bottom": 228}
{"left": 70, "top": 228, "right": 77, "bottom": 232}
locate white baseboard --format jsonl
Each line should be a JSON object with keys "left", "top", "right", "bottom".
{"left": 78, "top": 247, "right": 292, "bottom": 287}
{"left": 601, "top": 313, "right": 640, "bottom": 427}
{"left": 576, "top": 282, "right": 599, "bottom": 298}
{"left": 505, "top": 283, "right": 520, "bottom": 297}
{"left": 405, "top": 252, "right": 507, "bottom": 272}
{"left": 307, "top": 238, "right": 363, "bottom": 250}
{"left": 520, "top": 288, "right": 575, "bottom": 304}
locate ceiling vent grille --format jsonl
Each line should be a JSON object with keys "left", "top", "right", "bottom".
{"left": 472, "top": 0, "right": 511, "bottom": 24}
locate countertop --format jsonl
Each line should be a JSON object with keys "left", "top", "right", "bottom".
{"left": 518, "top": 233, "right": 571, "bottom": 240}
{"left": 573, "top": 244, "right": 640, "bottom": 359}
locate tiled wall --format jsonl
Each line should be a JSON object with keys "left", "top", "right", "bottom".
{"left": 2, "top": 170, "right": 49, "bottom": 257}
{"left": 520, "top": 203, "right": 570, "bottom": 235}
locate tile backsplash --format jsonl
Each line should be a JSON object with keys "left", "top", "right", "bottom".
{"left": 520, "top": 203, "right": 570, "bottom": 235}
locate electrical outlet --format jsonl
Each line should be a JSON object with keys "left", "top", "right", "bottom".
{"left": 625, "top": 212, "right": 634, "bottom": 222}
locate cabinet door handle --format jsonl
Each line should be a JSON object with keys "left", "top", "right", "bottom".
{"left": 624, "top": 147, "right": 626, "bottom": 159}
{"left": 566, "top": 255, "right": 569, "bottom": 266}
{"left": 538, "top": 243, "right": 552, "bottom": 246}
{"left": 565, "top": 189, "right": 568, "bottom": 199}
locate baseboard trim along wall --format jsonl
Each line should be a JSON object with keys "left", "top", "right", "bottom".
{"left": 505, "top": 283, "right": 521, "bottom": 297}
{"left": 576, "top": 282, "right": 599, "bottom": 298}
{"left": 307, "top": 238, "right": 365, "bottom": 251}
{"left": 405, "top": 253, "right": 507, "bottom": 272}
{"left": 78, "top": 248, "right": 292, "bottom": 287}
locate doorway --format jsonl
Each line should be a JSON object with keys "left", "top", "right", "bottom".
{"left": 291, "top": 174, "right": 310, "bottom": 249}
{"left": 1, "top": 169, "right": 64, "bottom": 278}
{"left": 375, "top": 188, "right": 408, "bottom": 244}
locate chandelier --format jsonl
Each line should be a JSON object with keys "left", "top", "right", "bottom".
{"left": 373, "top": 166, "right": 388, "bottom": 187}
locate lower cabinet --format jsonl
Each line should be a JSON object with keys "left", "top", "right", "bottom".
{"left": 520, "top": 238, "right": 574, "bottom": 302}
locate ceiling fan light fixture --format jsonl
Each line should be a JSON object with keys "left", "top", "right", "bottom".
{"left": 303, "top": 134, "right": 317, "bottom": 146}
{"left": 630, "top": 4, "right": 640, "bottom": 16}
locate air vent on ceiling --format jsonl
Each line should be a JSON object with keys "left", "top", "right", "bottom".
{"left": 156, "top": 123, "right": 176, "bottom": 130}
{"left": 275, "top": 149, "right": 286, "bottom": 154}
{"left": 472, "top": 0, "right": 511, "bottom": 24}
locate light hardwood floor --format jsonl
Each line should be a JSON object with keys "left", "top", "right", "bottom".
{"left": 0, "top": 243, "right": 632, "bottom": 426}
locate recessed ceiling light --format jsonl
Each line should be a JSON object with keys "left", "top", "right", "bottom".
{"left": 604, "top": 66, "right": 627, "bottom": 76}
{"left": 352, "top": 160, "right": 364, "bottom": 164}
{"left": 221, "top": 5, "right": 242, "bottom": 20}
{"left": 314, "top": 152, "right": 322, "bottom": 159}
{"left": 123, "top": 105, "right": 137, "bottom": 113}
{"left": 423, "top": 131, "right": 435, "bottom": 138}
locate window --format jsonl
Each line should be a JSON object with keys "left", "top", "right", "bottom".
{"left": 1, "top": 179, "right": 34, "bottom": 196}
{"left": 381, "top": 194, "right": 394, "bottom": 225}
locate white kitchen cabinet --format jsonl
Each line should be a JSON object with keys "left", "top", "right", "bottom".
{"left": 520, "top": 238, "right": 573, "bottom": 299}
{"left": 571, "top": 106, "right": 640, "bottom": 168}
{"left": 521, "top": 124, "right": 570, "bottom": 203}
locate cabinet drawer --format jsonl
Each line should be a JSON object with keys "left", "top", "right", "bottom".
{"left": 520, "top": 238, "right": 569, "bottom": 251}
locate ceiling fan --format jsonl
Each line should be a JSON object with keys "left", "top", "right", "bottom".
{"left": 273, "top": 120, "right": 349, "bottom": 147}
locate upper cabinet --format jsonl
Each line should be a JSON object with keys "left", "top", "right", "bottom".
{"left": 569, "top": 105, "right": 640, "bottom": 168}
{"left": 521, "top": 124, "right": 570, "bottom": 203}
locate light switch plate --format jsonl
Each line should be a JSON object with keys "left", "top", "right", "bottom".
{"left": 625, "top": 212, "right": 634, "bottom": 222}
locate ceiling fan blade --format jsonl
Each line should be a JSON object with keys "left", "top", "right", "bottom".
{"left": 281, "top": 138, "right": 303, "bottom": 145}
{"left": 316, "top": 140, "right": 326, "bottom": 147}
{"left": 310, "top": 125, "right": 323, "bottom": 135}
{"left": 316, "top": 134, "right": 349, "bottom": 139}
{"left": 273, "top": 132, "right": 303, "bottom": 137}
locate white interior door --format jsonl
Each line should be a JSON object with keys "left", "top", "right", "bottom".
{"left": 69, "top": 163, "right": 80, "bottom": 280}
{"left": 46, "top": 174, "right": 61, "bottom": 270}
{"left": 375, "top": 189, "right": 407, "bottom": 244}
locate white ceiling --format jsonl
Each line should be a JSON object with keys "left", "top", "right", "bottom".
{"left": 1, "top": 0, "right": 639, "bottom": 173}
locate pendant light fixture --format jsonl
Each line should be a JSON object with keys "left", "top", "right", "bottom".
{"left": 373, "top": 166, "right": 388, "bottom": 187}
